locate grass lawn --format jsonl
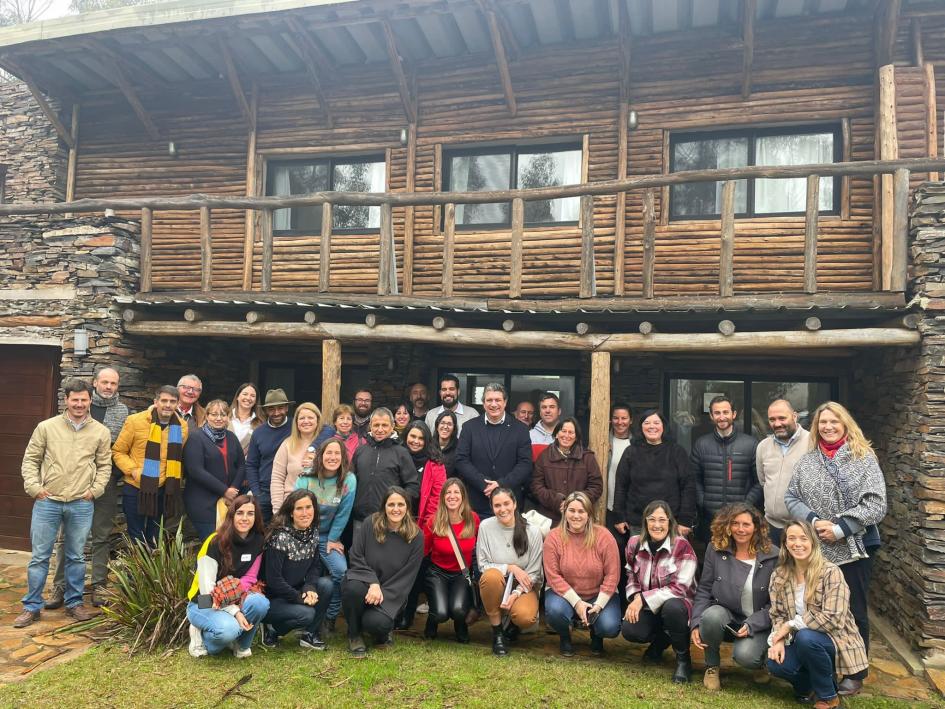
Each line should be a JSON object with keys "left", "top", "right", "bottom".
{"left": 0, "top": 627, "right": 941, "bottom": 709}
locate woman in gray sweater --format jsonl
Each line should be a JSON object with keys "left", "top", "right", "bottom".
{"left": 477, "top": 487, "right": 544, "bottom": 657}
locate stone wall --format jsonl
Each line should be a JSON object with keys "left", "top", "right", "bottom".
{"left": 0, "top": 81, "right": 65, "bottom": 203}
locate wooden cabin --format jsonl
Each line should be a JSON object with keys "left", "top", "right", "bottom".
{"left": 3, "top": 0, "right": 945, "bottom": 660}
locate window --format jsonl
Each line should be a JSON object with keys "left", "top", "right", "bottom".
{"left": 443, "top": 144, "right": 582, "bottom": 228}
{"left": 266, "top": 156, "right": 386, "bottom": 233}
{"left": 669, "top": 126, "right": 840, "bottom": 219}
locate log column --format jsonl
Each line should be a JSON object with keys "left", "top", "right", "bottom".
{"left": 588, "top": 351, "right": 611, "bottom": 522}
{"left": 321, "top": 339, "right": 342, "bottom": 420}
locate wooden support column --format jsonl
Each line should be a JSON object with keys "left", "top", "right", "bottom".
{"left": 579, "top": 195, "right": 596, "bottom": 298}
{"left": 65, "top": 104, "right": 80, "bottom": 205}
{"left": 381, "top": 20, "right": 417, "bottom": 124}
{"left": 219, "top": 41, "right": 255, "bottom": 131}
{"left": 321, "top": 339, "right": 342, "bottom": 421}
{"left": 925, "top": 64, "right": 939, "bottom": 182}
{"left": 261, "top": 209, "right": 273, "bottom": 292}
{"left": 741, "top": 0, "right": 756, "bottom": 100}
{"left": 442, "top": 203, "right": 455, "bottom": 297}
{"left": 284, "top": 16, "right": 334, "bottom": 128}
{"left": 875, "top": 0, "right": 902, "bottom": 68}
{"left": 891, "top": 168, "right": 909, "bottom": 292}
{"left": 377, "top": 202, "right": 397, "bottom": 295}
{"left": 912, "top": 18, "right": 924, "bottom": 66}
{"left": 319, "top": 202, "right": 333, "bottom": 292}
{"left": 403, "top": 123, "right": 418, "bottom": 295}
{"left": 642, "top": 188, "right": 656, "bottom": 299}
{"left": 719, "top": 180, "right": 735, "bottom": 297}
{"left": 878, "top": 64, "right": 898, "bottom": 291}
{"left": 242, "top": 86, "right": 258, "bottom": 291}
{"left": 804, "top": 174, "right": 820, "bottom": 294}
{"left": 482, "top": 5, "right": 517, "bottom": 116}
{"left": 91, "top": 43, "right": 160, "bottom": 140}
{"left": 614, "top": 102, "right": 629, "bottom": 296}
{"left": 509, "top": 197, "right": 524, "bottom": 298}
{"left": 140, "top": 207, "right": 153, "bottom": 293}
{"left": 589, "top": 351, "right": 611, "bottom": 521}
{"left": 200, "top": 206, "right": 212, "bottom": 292}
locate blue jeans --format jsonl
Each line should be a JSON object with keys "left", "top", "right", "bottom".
{"left": 23, "top": 498, "right": 94, "bottom": 612}
{"left": 123, "top": 487, "right": 164, "bottom": 547}
{"left": 544, "top": 589, "right": 622, "bottom": 641}
{"left": 767, "top": 628, "right": 838, "bottom": 701}
{"left": 319, "top": 540, "right": 347, "bottom": 621}
{"left": 264, "top": 577, "right": 334, "bottom": 636}
{"left": 186, "top": 592, "right": 270, "bottom": 654}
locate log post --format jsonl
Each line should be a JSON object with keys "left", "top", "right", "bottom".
{"left": 639, "top": 321, "right": 655, "bottom": 335}
{"left": 261, "top": 209, "right": 273, "bottom": 292}
{"left": 718, "top": 319, "right": 736, "bottom": 336}
{"left": 183, "top": 308, "right": 204, "bottom": 323}
{"left": 65, "top": 103, "right": 80, "bottom": 211}
{"left": 140, "top": 207, "right": 153, "bottom": 293}
{"left": 242, "top": 86, "right": 258, "bottom": 291}
{"left": 804, "top": 174, "right": 820, "bottom": 294}
{"left": 614, "top": 102, "right": 629, "bottom": 296}
{"left": 741, "top": 0, "right": 756, "bottom": 99}
{"left": 719, "top": 180, "right": 735, "bottom": 297}
{"left": 319, "top": 202, "right": 332, "bottom": 293}
{"left": 576, "top": 322, "right": 592, "bottom": 336}
{"left": 303, "top": 310, "right": 319, "bottom": 325}
{"left": 509, "top": 197, "right": 524, "bottom": 298}
{"left": 377, "top": 202, "right": 396, "bottom": 296}
{"left": 200, "top": 206, "right": 212, "bottom": 292}
{"left": 403, "top": 122, "right": 418, "bottom": 295}
{"left": 589, "top": 351, "right": 611, "bottom": 522}
{"left": 432, "top": 316, "right": 450, "bottom": 331}
{"left": 804, "top": 316, "right": 822, "bottom": 331}
{"left": 891, "top": 168, "right": 909, "bottom": 292}
{"left": 245, "top": 311, "right": 268, "bottom": 324}
{"left": 642, "top": 188, "right": 656, "bottom": 299}
{"left": 878, "top": 64, "right": 898, "bottom": 290}
{"left": 321, "top": 339, "right": 342, "bottom": 421}
{"left": 443, "top": 203, "right": 456, "bottom": 298}
{"left": 579, "top": 194, "right": 596, "bottom": 298}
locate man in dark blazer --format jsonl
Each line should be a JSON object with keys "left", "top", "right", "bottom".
{"left": 455, "top": 382, "right": 533, "bottom": 517}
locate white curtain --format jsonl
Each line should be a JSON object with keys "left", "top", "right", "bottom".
{"left": 755, "top": 134, "right": 833, "bottom": 213}
{"left": 548, "top": 149, "right": 581, "bottom": 222}
{"left": 451, "top": 154, "right": 510, "bottom": 225}
{"left": 271, "top": 167, "right": 292, "bottom": 231}
{"left": 366, "top": 161, "right": 385, "bottom": 228}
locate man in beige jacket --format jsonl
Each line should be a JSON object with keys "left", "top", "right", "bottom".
{"left": 15, "top": 378, "right": 112, "bottom": 628}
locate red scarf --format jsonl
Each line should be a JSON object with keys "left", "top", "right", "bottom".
{"left": 818, "top": 436, "right": 846, "bottom": 458}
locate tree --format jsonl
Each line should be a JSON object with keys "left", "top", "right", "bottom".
{"left": 69, "top": 0, "right": 158, "bottom": 12}
{"left": 0, "top": 0, "right": 52, "bottom": 25}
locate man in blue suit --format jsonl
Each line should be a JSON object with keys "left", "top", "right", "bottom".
{"left": 455, "top": 382, "right": 533, "bottom": 517}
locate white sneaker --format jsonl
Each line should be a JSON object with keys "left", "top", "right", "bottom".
{"left": 188, "top": 624, "right": 207, "bottom": 658}
{"left": 231, "top": 642, "right": 252, "bottom": 659}
{"left": 416, "top": 603, "right": 429, "bottom": 614}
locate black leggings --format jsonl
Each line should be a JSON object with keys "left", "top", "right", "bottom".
{"left": 341, "top": 578, "right": 394, "bottom": 641}
{"left": 621, "top": 597, "right": 691, "bottom": 653}
{"left": 841, "top": 554, "right": 874, "bottom": 680}
{"left": 426, "top": 564, "right": 472, "bottom": 627}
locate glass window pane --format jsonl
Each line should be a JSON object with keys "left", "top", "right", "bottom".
{"left": 517, "top": 149, "right": 581, "bottom": 224}
{"left": 671, "top": 138, "right": 748, "bottom": 217}
{"left": 268, "top": 162, "right": 327, "bottom": 232}
{"left": 750, "top": 381, "right": 833, "bottom": 435}
{"left": 755, "top": 133, "right": 834, "bottom": 213}
{"left": 509, "top": 374, "right": 575, "bottom": 418}
{"left": 449, "top": 153, "right": 511, "bottom": 226}
{"left": 667, "top": 379, "right": 746, "bottom": 452}
{"left": 451, "top": 373, "right": 507, "bottom": 407}
{"left": 333, "top": 160, "right": 385, "bottom": 230}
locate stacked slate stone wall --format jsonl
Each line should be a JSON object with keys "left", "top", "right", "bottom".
{"left": 0, "top": 81, "right": 66, "bottom": 203}
{"left": 853, "top": 183, "right": 945, "bottom": 661}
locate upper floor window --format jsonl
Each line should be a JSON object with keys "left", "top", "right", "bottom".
{"left": 443, "top": 143, "right": 582, "bottom": 228}
{"left": 669, "top": 126, "right": 840, "bottom": 219}
{"left": 267, "top": 156, "right": 385, "bottom": 233}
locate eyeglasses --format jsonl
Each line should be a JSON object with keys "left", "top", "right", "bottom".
{"left": 646, "top": 517, "right": 670, "bottom": 524}
{"left": 354, "top": 397, "right": 372, "bottom": 403}
{"left": 180, "top": 385, "right": 202, "bottom": 393}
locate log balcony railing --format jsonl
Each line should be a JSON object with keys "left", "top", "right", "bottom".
{"left": 4, "top": 158, "right": 945, "bottom": 301}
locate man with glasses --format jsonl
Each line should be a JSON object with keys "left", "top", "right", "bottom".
{"left": 176, "top": 374, "right": 205, "bottom": 432}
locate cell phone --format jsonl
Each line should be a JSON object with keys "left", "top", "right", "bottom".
{"left": 585, "top": 608, "right": 600, "bottom": 626}
{"left": 197, "top": 593, "right": 213, "bottom": 609}
{"left": 724, "top": 621, "right": 742, "bottom": 636}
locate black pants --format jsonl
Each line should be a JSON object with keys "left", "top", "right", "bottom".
{"left": 342, "top": 578, "right": 395, "bottom": 641}
{"left": 621, "top": 597, "right": 690, "bottom": 653}
{"left": 426, "top": 564, "right": 472, "bottom": 627}
{"left": 606, "top": 510, "right": 630, "bottom": 606}
{"left": 399, "top": 557, "right": 429, "bottom": 625}
{"left": 265, "top": 579, "right": 332, "bottom": 637}
{"left": 841, "top": 554, "right": 874, "bottom": 680}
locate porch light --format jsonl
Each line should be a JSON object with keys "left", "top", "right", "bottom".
{"left": 73, "top": 327, "right": 89, "bottom": 357}
{"left": 628, "top": 109, "right": 639, "bottom": 131}
{"left": 399, "top": 128, "right": 408, "bottom": 146}
{"left": 387, "top": 356, "right": 396, "bottom": 371}
{"left": 168, "top": 141, "right": 178, "bottom": 158}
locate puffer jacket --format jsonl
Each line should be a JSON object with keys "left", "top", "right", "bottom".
{"left": 351, "top": 435, "right": 419, "bottom": 522}
{"left": 689, "top": 430, "right": 761, "bottom": 521}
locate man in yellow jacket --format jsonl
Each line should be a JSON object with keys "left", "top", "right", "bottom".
{"left": 15, "top": 378, "right": 112, "bottom": 628}
{"left": 112, "top": 385, "right": 189, "bottom": 546}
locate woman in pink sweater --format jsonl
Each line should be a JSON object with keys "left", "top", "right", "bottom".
{"left": 542, "top": 491, "right": 621, "bottom": 657}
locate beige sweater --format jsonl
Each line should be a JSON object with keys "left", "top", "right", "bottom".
{"left": 22, "top": 414, "right": 112, "bottom": 501}
{"left": 755, "top": 427, "right": 810, "bottom": 529}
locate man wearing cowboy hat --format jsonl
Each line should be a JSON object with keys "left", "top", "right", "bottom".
{"left": 245, "top": 388, "right": 294, "bottom": 524}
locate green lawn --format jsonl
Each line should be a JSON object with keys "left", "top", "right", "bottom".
{"left": 0, "top": 628, "right": 940, "bottom": 709}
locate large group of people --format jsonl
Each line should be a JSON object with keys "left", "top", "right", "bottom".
{"left": 17, "top": 369, "right": 887, "bottom": 708}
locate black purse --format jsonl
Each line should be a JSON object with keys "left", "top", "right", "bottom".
{"left": 446, "top": 523, "right": 481, "bottom": 624}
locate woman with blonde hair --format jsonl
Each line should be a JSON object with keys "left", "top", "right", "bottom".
{"left": 228, "top": 383, "right": 264, "bottom": 455}
{"left": 422, "top": 478, "right": 480, "bottom": 643}
{"left": 690, "top": 502, "right": 778, "bottom": 690}
{"left": 542, "top": 491, "right": 621, "bottom": 657}
{"left": 767, "top": 521, "right": 867, "bottom": 709}
{"left": 270, "top": 402, "right": 335, "bottom": 513}
{"left": 785, "top": 401, "right": 886, "bottom": 697}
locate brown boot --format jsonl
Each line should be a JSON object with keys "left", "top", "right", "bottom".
{"left": 65, "top": 604, "right": 97, "bottom": 621}
{"left": 703, "top": 666, "right": 721, "bottom": 691}
{"left": 13, "top": 609, "right": 40, "bottom": 628}
{"left": 90, "top": 585, "right": 108, "bottom": 608}
{"left": 45, "top": 587, "right": 64, "bottom": 610}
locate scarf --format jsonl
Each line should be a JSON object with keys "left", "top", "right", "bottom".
{"left": 202, "top": 422, "right": 227, "bottom": 444}
{"left": 409, "top": 448, "right": 429, "bottom": 473}
{"left": 818, "top": 436, "right": 846, "bottom": 459}
{"left": 266, "top": 524, "right": 318, "bottom": 561}
{"left": 91, "top": 391, "right": 128, "bottom": 443}
{"left": 141, "top": 408, "right": 184, "bottom": 518}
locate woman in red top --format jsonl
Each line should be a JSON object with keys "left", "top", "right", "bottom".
{"left": 423, "top": 478, "right": 480, "bottom": 643}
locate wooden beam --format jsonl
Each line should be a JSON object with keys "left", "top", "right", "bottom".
{"left": 218, "top": 40, "right": 255, "bottom": 131}
{"left": 200, "top": 206, "right": 212, "bottom": 292}
{"left": 804, "top": 316, "right": 822, "bottom": 331}
{"left": 381, "top": 20, "right": 417, "bottom": 124}
{"left": 579, "top": 195, "right": 596, "bottom": 298}
{"left": 482, "top": 6, "right": 517, "bottom": 117}
{"left": 11, "top": 62, "right": 74, "bottom": 149}
{"left": 140, "top": 207, "right": 153, "bottom": 293}
{"left": 125, "top": 320, "right": 921, "bottom": 353}
{"left": 891, "top": 167, "right": 909, "bottom": 292}
{"left": 878, "top": 65, "right": 898, "bottom": 290}
{"left": 321, "top": 339, "right": 342, "bottom": 420}
{"left": 719, "top": 180, "right": 735, "bottom": 297}
{"left": 741, "top": 0, "right": 756, "bottom": 100}
{"left": 718, "top": 319, "right": 736, "bottom": 336}
{"left": 319, "top": 202, "right": 333, "bottom": 293}
{"left": 911, "top": 17, "right": 924, "bottom": 66}
{"left": 377, "top": 202, "right": 397, "bottom": 295}
{"left": 642, "top": 188, "right": 656, "bottom": 299}
{"left": 442, "top": 203, "right": 456, "bottom": 298}
{"left": 639, "top": 321, "right": 656, "bottom": 335}
{"left": 242, "top": 86, "right": 258, "bottom": 291}
{"left": 92, "top": 43, "right": 160, "bottom": 141}
{"left": 283, "top": 17, "right": 334, "bottom": 128}
{"left": 875, "top": 0, "right": 902, "bottom": 68}
{"left": 432, "top": 316, "right": 451, "bottom": 331}
{"left": 614, "top": 103, "right": 629, "bottom": 296}
{"left": 589, "top": 350, "right": 611, "bottom": 521}
{"left": 65, "top": 103, "right": 80, "bottom": 209}
{"left": 509, "top": 197, "right": 524, "bottom": 299}
{"left": 502, "top": 319, "right": 518, "bottom": 332}
{"left": 804, "top": 174, "right": 819, "bottom": 294}
{"left": 261, "top": 209, "right": 273, "bottom": 292}
{"left": 925, "top": 63, "right": 939, "bottom": 182}
{"left": 403, "top": 123, "right": 417, "bottom": 295}
{"left": 183, "top": 308, "right": 206, "bottom": 323}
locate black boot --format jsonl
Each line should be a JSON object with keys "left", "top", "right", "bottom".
{"left": 424, "top": 617, "right": 438, "bottom": 640}
{"left": 643, "top": 633, "right": 670, "bottom": 663}
{"left": 454, "top": 619, "right": 469, "bottom": 644}
{"left": 503, "top": 622, "right": 520, "bottom": 644}
{"left": 491, "top": 624, "right": 509, "bottom": 657}
{"left": 672, "top": 650, "right": 692, "bottom": 684}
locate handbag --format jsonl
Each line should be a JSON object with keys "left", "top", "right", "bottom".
{"left": 522, "top": 509, "right": 553, "bottom": 538}
{"left": 446, "top": 523, "right": 481, "bottom": 625}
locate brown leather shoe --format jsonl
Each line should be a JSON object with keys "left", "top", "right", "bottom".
{"left": 65, "top": 604, "right": 97, "bottom": 621}
{"left": 813, "top": 697, "right": 840, "bottom": 709}
{"left": 13, "top": 609, "right": 40, "bottom": 628}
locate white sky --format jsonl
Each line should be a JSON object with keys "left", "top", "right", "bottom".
{"left": 38, "top": 0, "right": 75, "bottom": 20}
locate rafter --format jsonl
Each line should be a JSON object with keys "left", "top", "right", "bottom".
{"left": 88, "top": 39, "right": 160, "bottom": 140}
{"left": 874, "top": 0, "right": 902, "bottom": 67}
{"left": 3, "top": 58, "right": 74, "bottom": 148}
{"left": 617, "top": 0, "right": 632, "bottom": 103}
{"left": 481, "top": 6, "right": 517, "bottom": 117}
{"left": 381, "top": 20, "right": 417, "bottom": 124}
{"left": 476, "top": 0, "right": 521, "bottom": 59}
{"left": 218, "top": 39, "right": 255, "bottom": 131}
{"left": 741, "top": 0, "right": 756, "bottom": 100}
{"left": 283, "top": 16, "right": 334, "bottom": 129}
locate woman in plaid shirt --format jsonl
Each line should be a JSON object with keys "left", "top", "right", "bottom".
{"left": 620, "top": 499, "right": 698, "bottom": 683}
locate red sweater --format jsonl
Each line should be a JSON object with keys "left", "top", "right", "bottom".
{"left": 424, "top": 514, "right": 480, "bottom": 572}
{"left": 543, "top": 525, "right": 620, "bottom": 604}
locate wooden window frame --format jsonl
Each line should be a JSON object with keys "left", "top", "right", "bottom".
{"left": 265, "top": 154, "right": 386, "bottom": 235}
{"left": 441, "top": 141, "right": 584, "bottom": 230}
{"left": 668, "top": 124, "right": 843, "bottom": 221}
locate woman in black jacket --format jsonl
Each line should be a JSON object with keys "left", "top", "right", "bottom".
{"left": 262, "top": 489, "right": 334, "bottom": 650}
{"left": 690, "top": 502, "right": 778, "bottom": 691}
{"left": 434, "top": 410, "right": 459, "bottom": 475}
{"left": 183, "top": 399, "right": 246, "bottom": 541}
{"left": 613, "top": 409, "right": 695, "bottom": 537}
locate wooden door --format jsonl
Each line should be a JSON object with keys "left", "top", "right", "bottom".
{"left": 0, "top": 346, "right": 59, "bottom": 550}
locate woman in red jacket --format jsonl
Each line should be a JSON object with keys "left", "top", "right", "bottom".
{"left": 422, "top": 478, "right": 480, "bottom": 643}
{"left": 531, "top": 418, "right": 603, "bottom": 526}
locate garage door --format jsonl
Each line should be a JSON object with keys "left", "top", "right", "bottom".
{"left": 0, "top": 346, "right": 59, "bottom": 550}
